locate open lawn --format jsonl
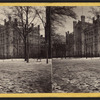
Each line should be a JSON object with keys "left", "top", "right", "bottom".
{"left": 0, "top": 59, "right": 52, "bottom": 93}
{"left": 52, "top": 58, "right": 100, "bottom": 93}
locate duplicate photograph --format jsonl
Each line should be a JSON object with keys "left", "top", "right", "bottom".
{"left": 52, "top": 6, "right": 100, "bottom": 93}
{"left": 1, "top": 5, "right": 100, "bottom": 94}
{"left": 0, "top": 6, "right": 52, "bottom": 93}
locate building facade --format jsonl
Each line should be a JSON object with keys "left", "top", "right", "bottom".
{"left": 52, "top": 34, "right": 66, "bottom": 58}
{"left": 66, "top": 31, "right": 74, "bottom": 57}
{"left": 0, "top": 16, "right": 45, "bottom": 59}
{"left": 73, "top": 15, "right": 100, "bottom": 57}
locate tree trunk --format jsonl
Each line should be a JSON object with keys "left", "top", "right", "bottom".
{"left": 45, "top": 7, "right": 51, "bottom": 64}
{"left": 24, "top": 37, "right": 27, "bottom": 61}
{"left": 26, "top": 36, "right": 29, "bottom": 63}
{"left": 26, "top": 7, "right": 29, "bottom": 63}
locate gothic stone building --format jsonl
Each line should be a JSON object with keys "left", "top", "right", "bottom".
{"left": 74, "top": 15, "right": 100, "bottom": 57}
{"left": 0, "top": 16, "right": 44, "bottom": 59}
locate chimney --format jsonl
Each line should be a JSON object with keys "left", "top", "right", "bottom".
{"left": 38, "top": 25, "right": 40, "bottom": 35}
{"left": 14, "top": 18, "right": 17, "bottom": 22}
{"left": 81, "top": 15, "right": 85, "bottom": 22}
{"left": 66, "top": 32, "right": 68, "bottom": 35}
{"left": 97, "top": 15, "right": 100, "bottom": 19}
{"left": 67, "top": 31, "right": 69, "bottom": 34}
{"left": 14, "top": 18, "right": 18, "bottom": 26}
{"left": 38, "top": 25, "right": 40, "bottom": 29}
{"left": 31, "top": 23, "right": 34, "bottom": 27}
{"left": 66, "top": 31, "right": 68, "bottom": 38}
{"left": 93, "top": 17, "right": 95, "bottom": 23}
{"left": 73, "top": 21, "right": 77, "bottom": 28}
{"left": 4, "top": 19, "right": 6, "bottom": 25}
{"left": 8, "top": 16, "right": 11, "bottom": 21}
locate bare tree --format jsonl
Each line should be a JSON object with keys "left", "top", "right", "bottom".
{"left": 35, "top": 7, "right": 51, "bottom": 63}
{"left": 0, "top": 6, "right": 77, "bottom": 63}
{"left": 51, "top": 7, "right": 77, "bottom": 27}
{"left": 35, "top": 6, "right": 77, "bottom": 63}
{"left": 1, "top": 6, "right": 42, "bottom": 63}
{"left": 88, "top": 7, "right": 100, "bottom": 21}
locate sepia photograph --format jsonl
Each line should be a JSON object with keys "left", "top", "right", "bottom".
{"left": 1, "top": 5, "right": 100, "bottom": 95}
{"left": 0, "top": 6, "right": 52, "bottom": 93}
{"left": 52, "top": 6, "right": 100, "bottom": 93}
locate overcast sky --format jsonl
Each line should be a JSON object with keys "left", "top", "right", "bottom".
{"left": 0, "top": 6, "right": 45, "bottom": 36}
{"left": 56, "top": 6, "right": 98, "bottom": 36}
{"left": 0, "top": 6, "right": 99, "bottom": 37}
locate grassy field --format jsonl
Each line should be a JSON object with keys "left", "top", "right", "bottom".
{"left": 52, "top": 58, "right": 100, "bottom": 93}
{"left": 0, "top": 59, "right": 52, "bottom": 93}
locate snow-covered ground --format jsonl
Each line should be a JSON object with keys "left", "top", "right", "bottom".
{"left": 52, "top": 58, "right": 100, "bottom": 93}
{"left": 0, "top": 58, "right": 51, "bottom": 63}
{"left": 53, "top": 57, "right": 100, "bottom": 60}
{"left": 0, "top": 59, "right": 52, "bottom": 93}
